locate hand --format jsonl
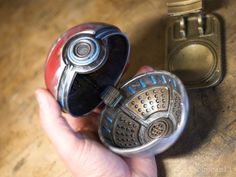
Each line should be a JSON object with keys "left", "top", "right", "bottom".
{"left": 35, "top": 66, "right": 158, "bottom": 177}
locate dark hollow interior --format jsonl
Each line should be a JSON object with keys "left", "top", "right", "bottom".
{"left": 67, "top": 34, "right": 129, "bottom": 116}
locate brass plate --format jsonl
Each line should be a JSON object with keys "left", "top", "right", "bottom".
{"left": 165, "top": 13, "right": 222, "bottom": 89}
{"left": 167, "top": 0, "right": 202, "bottom": 16}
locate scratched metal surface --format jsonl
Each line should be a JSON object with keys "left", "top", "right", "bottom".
{"left": 0, "top": 0, "right": 235, "bottom": 177}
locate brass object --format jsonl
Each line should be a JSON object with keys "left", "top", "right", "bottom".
{"left": 165, "top": 0, "right": 223, "bottom": 89}
{"left": 167, "top": 0, "right": 202, "bottom": 16}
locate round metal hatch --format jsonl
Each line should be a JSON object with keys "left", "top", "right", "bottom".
{"left": 169, "top": 41, "right": 217, "bottom": 83}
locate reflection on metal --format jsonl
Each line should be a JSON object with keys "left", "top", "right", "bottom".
{"left": 165, "top": 0, "right": 223, "bottom": 89}
{"left": 179, "top": 17, "right": 186, "bottom": 38}
{"left": 167, "top": 0, "right": 202, "bottom": 16}
{"left": 126, "top": 87, "right": 170, "bottom": 119}
{"left": 45, "top": 23, "right": 130, "bottom": 116}
{"left": 99, "top": 71, "right": 189, "bottom": 156}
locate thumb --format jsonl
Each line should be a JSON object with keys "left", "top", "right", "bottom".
{"left": 35, "top": 88, "right": 131, "bottom": 177}
{"left": 126, "top": 156, "right": 158, "bottom": 177}
{"left": 35, "top": 89, "right": 84, "bottom": 162}
{"left": 136, "top": 65, "right": 154, "bottom": 75}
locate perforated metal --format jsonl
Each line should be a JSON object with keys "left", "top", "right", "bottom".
{"left": 127, "top": 87, "right": 169, "bottom": 119}
{"left": 113, "top": 111, "right": 141, "bottom": 148}
{"left": 172, "top": 90, "right": 182, "bottom": 123}
{"left": 99, "top": 71, "right": 189, "bottom": 156}
{"left": 147, "top": 118, "right": 173, "bottom": 139}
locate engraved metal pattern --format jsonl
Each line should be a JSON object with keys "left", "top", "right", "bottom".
{"left": 112, "top": 111, "right": 141, "bottom": 148}
{"left": 99, "top": 71, "right": 189, "bottom": 156}
{"left": 127, "top": 87, "right": 169, "bottom": 119}
{"left": 147, "top": 118, "right": 173, "bottom": 139}
{"left": 172, "top": 91, "right": 182, "bottom": 123}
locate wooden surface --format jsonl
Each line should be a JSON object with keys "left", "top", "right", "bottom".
{"left": 0, "top": 0, "right": 235, "bottom": 177}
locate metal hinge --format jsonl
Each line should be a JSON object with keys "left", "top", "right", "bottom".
{"left": 176, "top": 13, "right": 206, "bottom": 39}
{"left": 101, "top": 86, "right": 123, "bottom": 108}
{"left": 167, "top": 0, "right": 205, "bottom": 38}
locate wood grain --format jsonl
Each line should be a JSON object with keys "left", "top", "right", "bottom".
{"left": 0, "top": 0, "right": 235, "bottom": 177}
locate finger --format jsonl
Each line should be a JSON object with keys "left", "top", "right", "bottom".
{"left": 92, "top": 106, "right": 103, "bottom": 114}
{"left": 62, "top": 103, "right": 102, "bottom": 132}
{"left": 63, "top": 112, "right": 100, "bottom": 133}
{"left": 35, "top": 88, "right": 85, "bottom": 161}
{"left": 136, "top": 65, "right": 154, "bottom": 75}
{"left": 35, "top": 89, "right": 131, "bottom": 177}
{"left": 125, "top": 156, "right": 158, "bottom": 177}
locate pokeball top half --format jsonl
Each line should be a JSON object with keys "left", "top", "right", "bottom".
{"left": 44, "top": 23, "right": 130, "bottom": 116}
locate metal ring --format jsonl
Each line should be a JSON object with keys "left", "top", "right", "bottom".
{"left": 67, "top": 36, "right": 100, "bottom": 66}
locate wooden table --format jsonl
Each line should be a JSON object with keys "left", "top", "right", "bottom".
{"left": 0, "top": 0, "right": 235, "bottom": 176}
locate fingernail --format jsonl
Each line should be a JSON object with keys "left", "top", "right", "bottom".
{"left": 141, "top": 65, "right": 154, "bottom": 71}
{"left": 136, "top": 66, "right": 154, "bottom": 75}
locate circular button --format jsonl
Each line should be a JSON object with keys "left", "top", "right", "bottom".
{"left": 74, "top": 42, "right": 92, "bottom": 58}
{"left": 148, "top": 118, "right": 173, "bottom": 139}
{"left": 66, "top": 37, "right": 100, "bottom": 66}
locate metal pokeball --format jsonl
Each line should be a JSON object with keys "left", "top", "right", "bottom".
{"left": 99, "top": 71, "right": 189, "bottom": 156}
{"left": 45, "top": 23, "right": 189, "bottom": 156}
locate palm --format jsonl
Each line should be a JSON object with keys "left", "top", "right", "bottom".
{"left": 36, "top": 66, "right": 157, "bottom": 177}
{"left": 64, "top": 112, "right": 157, "bottom": 177}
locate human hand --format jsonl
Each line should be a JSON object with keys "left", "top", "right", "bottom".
{"left": 35, "top": 66, "right": 158, "bottom": 177}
